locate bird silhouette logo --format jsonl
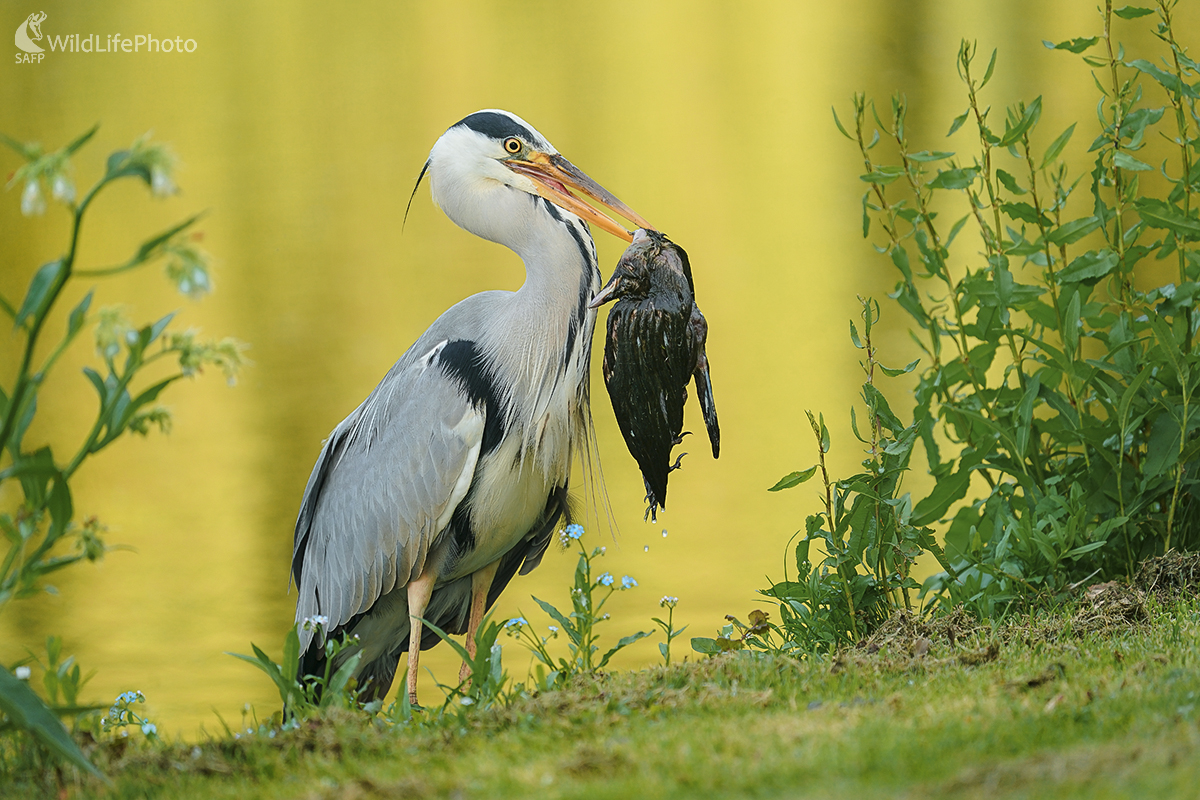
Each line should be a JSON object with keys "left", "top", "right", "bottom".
{"left": 15, "top": 11, "right": 47, "bottom": 53}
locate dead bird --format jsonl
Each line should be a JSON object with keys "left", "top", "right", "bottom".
{"left": 588, "top": 229, "right": 719, "bottom": 519}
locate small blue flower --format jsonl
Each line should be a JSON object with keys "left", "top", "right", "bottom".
{"left": 597, "top": 572, "right": 614, "bottom": 587}
{"left": 141, "top": 721, "right": 157, "bottom": 736}
{"left": 621, "top": 575, "right": 638, "bottom": 589}
{"left": 564, "top": 524, "right": 585, "bottom": 540}
{"left": 504, "top": 617, "right": 527, "bottom": 628}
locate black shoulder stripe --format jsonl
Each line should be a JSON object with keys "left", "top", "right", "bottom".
{"left": 435, "top": 339, "right": 507, "bottom": 455}
{"left": 540, "top": 199, "right": 596, "bottom": 368}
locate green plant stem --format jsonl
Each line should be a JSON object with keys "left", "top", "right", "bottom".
{"left": 0, "top": 179, "right": 104, "bottom": 460}
{"left": 1103, "top": 0, "right": 1134, "bottom": 307}
{"left": 1158, "top": 0, "right": 1195, "bottom": 350}
{"left": 807, "top": 411, "right": 857, "bottom": 641}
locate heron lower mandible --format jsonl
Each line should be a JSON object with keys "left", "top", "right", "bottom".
{"left": 290, "top": 110, "right": 652, "bottom": 707}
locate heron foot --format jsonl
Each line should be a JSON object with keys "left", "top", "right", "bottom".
{"left": 668, "top": 452, "right": 688, "bottom": 472}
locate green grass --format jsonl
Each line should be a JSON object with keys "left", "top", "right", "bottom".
{"left": 8, "top": 592, "right": 1200, "bottom": 799}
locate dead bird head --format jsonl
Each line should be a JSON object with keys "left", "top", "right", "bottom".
{"left": 588, "top": 229, "right": 693, "bottom": 309}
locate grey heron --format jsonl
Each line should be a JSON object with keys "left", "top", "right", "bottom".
{"left": 290, "top": 110, "right": 652, "bottom": 707}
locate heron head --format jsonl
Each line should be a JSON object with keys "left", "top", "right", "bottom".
{"left": 420, "top": 110, "right": 651, "bottom": 244}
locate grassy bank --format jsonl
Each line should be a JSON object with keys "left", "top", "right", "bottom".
{"left": 10, "top": 584, "right": 1199, "bottom": 799}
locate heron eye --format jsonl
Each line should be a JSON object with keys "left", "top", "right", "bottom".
{"left": 503, "top": 137, "right": 522, "bottom": 154}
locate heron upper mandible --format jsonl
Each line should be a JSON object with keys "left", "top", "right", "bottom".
{"left": 290, "top": 110, "right": 652, "bottom": 707}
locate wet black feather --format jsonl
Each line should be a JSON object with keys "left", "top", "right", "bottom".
{"left": 595, "top": 231, "right": 719, "bottom": 518}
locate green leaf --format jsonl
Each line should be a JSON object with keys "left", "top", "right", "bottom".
{"left": 531, "top": 596, "right": 575, "bottom": 643}
{"left": 1062, "top": 291, "right": 1082, "bottom": 358}
{"left": 947, "top": 110, "right": 969, "bottom": 137}
{"left": 1015, "top": 373, "right": 1042, "bottom": 459}
{"left": 46, "top": 476, "right": 73, "bottom": 539}
{"left": 1043, "top": 37, "right": 1100, "bottom": 54}
{"left": 598, "top": 630, "right": 653, "bottom": 669}
{"left": 1127, "top": 59, "right": 1200, "bottom": 100}
{"left": 63, "top": 124, "right": 100, "bottom": 156}
{"left": 996, "top": 169, "right": 1026, "bottom": 195}
{"left": 1041, "top": 123, "right": 1077, "bottom": 168}
{"left": 981, "top": 49, "right": 998, "bottom": 88}
{"left": 66, "top": 291, "right": 93, "bottom": 340}
{"left": 281, "top": 626, "right": 300, "bottom": 689}
{"left": 999, "top": 97, "right": 1043, "bottom": 147}
{"left": 911, "top": 453, "right": 983, "bottom": 527}
{"left": 908, "top": 150, "right": 955, "bottom": 162}
{"left": 769, "top": 467, "right": 818, "bottom": 492}
{"left": 832, "top": 107, "right": 853, "bottom": 140}
{"left": 690, "top": 638, "right": 719, "bottom": 655}
{"left": 861, "top": 166, "right": 905, "bottom": 185}
{"left": 322, "top": 651, "right": 364, "bottom": 705}
{"left": 1135, "top": 198, "right": 1200, "bottom": 241}
{"left": 1046, "top": 216, "right": 1101, "bottom": 245}
{"left": 1145, "top": 413, "right": 1181, "bottom": 477}
{"left": 127, "top": 214, "right": 204, "bottom": 269}
{"left": 849, "top": 320, "right": 863, "bottom": 349}
{"left": 15, "top": 260, "right": 65, "bottom": 330}
{"left": 1114, "top": 5, "right": 1153, "bottom": 18}
{"left": 0, "top": 666, "right": 103, "bottom": 779}
{"left": 929, "top": 167, "right": 978, "bottom": 190}
{"left": 1001, "top": 202, "right": 1049, "bottom": 226}
{"left": 1113, "top": 151, "right": 1153, "bottom": 171}
{"left": 879, "top": 359, "right": 920, "bottom": 377}
{"left": 1058, "top": 249, "right": 1119, "bottom": 283}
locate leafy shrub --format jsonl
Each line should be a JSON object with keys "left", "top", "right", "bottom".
{"left": 0, "top": 127, "right": 243, "bottom": 776}
{"left": 761, "top": 299, "right": 940, "bottom": 652}
{"left": 761, "top": 0, "right": 1200, "bottom": 649}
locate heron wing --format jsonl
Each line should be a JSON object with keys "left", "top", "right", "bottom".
{"left": 292, "top": 345, "right": 484, "bottom": 638}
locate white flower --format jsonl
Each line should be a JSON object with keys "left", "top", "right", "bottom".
{"left": 659, "top": 596, "right": 678, "bottom": 608}
{"left": 14, "top": 666, "right": 31, "bottom": 680}
{"left": 150, "top": 167, "right": 176, "bottom": 197}
{"left": 20, "top": 180, "right": 45, "bottom": 216}
{"left": 302, "top": 615, "right": 330, "bottom": 631}
{"left": 51, "top": 172, "right": 75, "bottom": 203}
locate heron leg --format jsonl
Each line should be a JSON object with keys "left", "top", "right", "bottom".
{"left": 405, "top": 568, "right": 437, "bottom": 708}
{"left": 459, "top": 561, "right": 500, "bottom": 683}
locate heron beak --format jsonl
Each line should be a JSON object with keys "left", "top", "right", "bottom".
{"left": 506, "top": 152, "right": 653, "bottom": 243}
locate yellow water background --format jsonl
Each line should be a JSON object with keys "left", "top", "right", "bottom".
{"left": 2, "top": 1, "right": 1194, "bottom": 737}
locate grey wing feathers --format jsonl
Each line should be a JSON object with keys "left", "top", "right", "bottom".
{"left": 292, "top": 355, "right": 484, "bottom": 645}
